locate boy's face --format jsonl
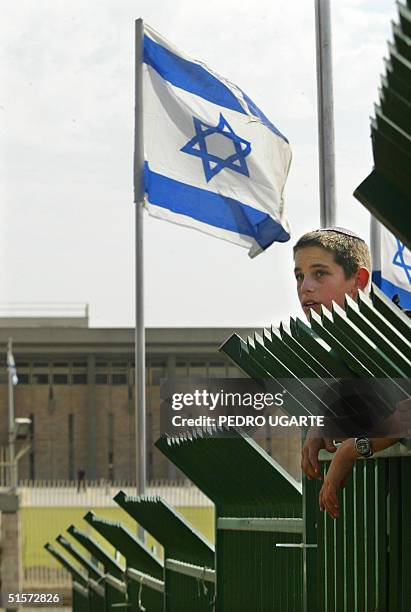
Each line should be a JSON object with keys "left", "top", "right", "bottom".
{"left": 294, "top": 246, "right": 359, "bottom": 318}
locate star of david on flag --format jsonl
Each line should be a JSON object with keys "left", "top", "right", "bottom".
{"left": 181, "top": 114, "right": 251, "bottom": 182}
{"left": 392, "top": 239, "right": 411, "bottom": 285}
{"left": 140, "top": 23, "right": 292, "bottom": 257}
{"left": 372, "top": 224, "right": 411, "bottom": 309}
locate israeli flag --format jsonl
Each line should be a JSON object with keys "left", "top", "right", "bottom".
{"left": 7, "top": 349, "right": 18, "bottom": 386}
{"left": 373, "top": 223, "right": 411, "bottom": 310}
{"left": 142, "top": 24, "right": 292, "bottom": 257}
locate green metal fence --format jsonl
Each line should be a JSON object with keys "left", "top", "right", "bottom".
{"left": 83, "top": 511, "right": 164, "bottom": 611}
{"left": 47, "top": 282, "right": 410, "bottom": 611}
{"left": 354, "top": 0, "right": 411, "bottom": 248}
{"left": 156, "top": 429, "right": 303, "bottom": 612}
{"left": 217, "top": 285, "right": 411, "bottom": 611}
{"left": 114, "top": 491, "right": 215, "bottom": 611}
{"left": 45, "top": 543, "right": 104, "bottom": 612}
{"left": 56, "top": 533, "right": 130, "bottom": 612}
{"left": 47, "top": 513, "right": 165, "bottom": 611}
{"left": 315, "top": 453, "right": 411, "bottom": 612}
{"left": 66, "top": 525, "right": 125, "bottom": 612}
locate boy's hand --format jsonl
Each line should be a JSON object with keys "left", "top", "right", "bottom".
{"left": 319, "top": 436, "right": 399, "bottom": 518}
{"left": 319, "top": 440, "right": 356, "bottom": 519}
{"left": 301, "top": 426, "right": 337, "bottom": 480}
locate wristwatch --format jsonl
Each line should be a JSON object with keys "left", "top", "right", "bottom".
{"left": 354, "top": 437, "right": 373, "bottom": 458}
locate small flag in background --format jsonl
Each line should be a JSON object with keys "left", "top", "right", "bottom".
{"left": 6, "top": 346, "right": 18, "bottom": 385}
{"left": 373, "top": 225, "right": 411, "bottom": 310}
{"left": 142, "top": 24, "right": 292, "bottom": 257}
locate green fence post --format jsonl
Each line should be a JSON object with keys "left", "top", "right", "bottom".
{"left": 84, "top": 511, "right": 164, "bottom": 611}
{"left": 156, "top": 428, "right": 303, "bottom": 612}
{"left": 114, "top": 490, "right": 215, "bottom": 611}
{"left": 56, "top": 535, "right": 125, "bottom": 612}
{"left": 44, "top": 542, "right": 102, "bottom": 612}
{"left": 400, "top": 455, "right": 411, "bottom": 611}
{"left": 353, "top": 0, "right": 411, "bottom": 251}
{"left": 67, "top": 525, "right": 126, "bottom": 612}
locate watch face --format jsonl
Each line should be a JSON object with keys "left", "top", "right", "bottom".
{"left": 356, "top": 438, "right": 370, "bottom": 455}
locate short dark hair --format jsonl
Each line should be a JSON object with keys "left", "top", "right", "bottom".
{"left": 293, "top": 228, "right": 371, "bottom": 279}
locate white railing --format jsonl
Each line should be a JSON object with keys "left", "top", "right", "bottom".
{"left": 13, "top": 479, "right": 212, "bottom": 508}
{"left": 19, "top": 478, "right": 137, "bottom": 488}
{"left": 24, "top": 566, "right": 71, "bottom": 587}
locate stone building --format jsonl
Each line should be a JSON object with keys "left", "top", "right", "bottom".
{"left": 0, "top": 312, "right": 301, "bottom": 482}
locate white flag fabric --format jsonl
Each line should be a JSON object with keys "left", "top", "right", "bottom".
{"left": 142, "top": 24, "right": 292, "bottom": 257}
{"left": 373, "top": 224, "right": 411, "bottom": 309}
{"left": 7, "top": 348, "right": 18, "bottom": 385}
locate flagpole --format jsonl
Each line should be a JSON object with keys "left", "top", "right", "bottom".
{"left": 314, "top": 0, "right": 337, "bottom": 227}
{"left": 134, "top": 18, "right": 146, "bottom": 497}
{"left": 370, "top": 214, "right": 381, "bottom": 281}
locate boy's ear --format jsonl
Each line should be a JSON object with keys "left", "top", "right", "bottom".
{"left": 356, "top": 267, "right": 370, "bottom": 291}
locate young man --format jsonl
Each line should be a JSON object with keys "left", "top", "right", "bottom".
{"left": 294, "top": 227, "right": 400, "bottom": 519}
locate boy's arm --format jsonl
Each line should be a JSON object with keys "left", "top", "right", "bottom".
{"left": 301, "top": 425, "right": 337, "bottom": 480}
{"left": 302, "top": 398, "right": 411, "bottom": 482}
{"left": 319, "top": 437, "right": 397, "bottom": 519}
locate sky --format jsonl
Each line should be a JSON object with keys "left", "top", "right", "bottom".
{"left": 1, "top": 0, "right": 398, "bottom": 328}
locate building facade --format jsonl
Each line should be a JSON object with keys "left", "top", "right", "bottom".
{"left": 0, "top": 315, "right": 301, "bottom": 482}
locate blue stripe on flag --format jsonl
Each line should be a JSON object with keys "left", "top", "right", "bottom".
{"left": 143, "top": 34, "right": 287, "bottom": 141}
{"left": 144, "top": 35, "right": 244, "bottom": 114}
{"left": 240, "top": 89, "right": 289, "bottom": 143}
{"left": 372, "top": 272, "right": 411, "bottom": 309}
{"left": 144, "top": 163, "right": 290, "bottom": 249}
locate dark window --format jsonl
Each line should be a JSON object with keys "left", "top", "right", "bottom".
{"left": 112, "top": 362, "right": 127, "bottom": 368}
{"left": 53, "top": 362, "right": 68, "bottom": 368}
{"left": 29, "top": 413, "right": 35, "bottom": 480}
{"left": 96, "top": 362, "right": 107, "bottom": 368}
{"left": 209, "top": 361, "right": 227, "bottom": 377}
{"left": 72, "top": 373, "right": 87, "bottom": 385}
{"left": 149, "top": 361, "right": 166, "bottom": 385}
{"left": 73, "top": 361, "right": 87, "bottom": 367}
{"left": 68, "top": 414, "right": 74, "bottom": 480}
{"left": 17, "top": 362, "right": 29, "bottom": 367}
{"left": 189, "top": 362, "right": 206, "bottom": 377}
{"left": 112, "top": 373, "right": 127, "bottom": 385}
{"left": 53, "top": 374, "right": 68, "bottom": 385}
{"left": 18, "top": 373, "right": 29, "bottom": 384}
{"left": 108, "top": 413, "right": 114, "bottom": 481}
{"left": 33, "top": 374, "right": 49, "bottom": 384}
{"left": 33, "top": 362, "right": 48, "bottom": 367}
{"left": 176, "top": 361, "right": 188, "bottom": 377}
{"left": 95, "top": 373, "right": 108, "bottom": 384}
